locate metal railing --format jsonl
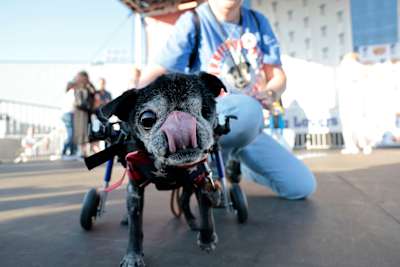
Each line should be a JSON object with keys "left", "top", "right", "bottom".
{"left": 0, "top": 99, "right": 65, "bottom": 162}
{"left": 0, "top": 98, "right": 62, "bottom": 138}
{"left": 294, "top": 132, "right": 344, "bottom": 150}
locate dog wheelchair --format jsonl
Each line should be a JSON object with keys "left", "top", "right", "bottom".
{"left": 79, "top": 112, "right": 249, "bottom": 231}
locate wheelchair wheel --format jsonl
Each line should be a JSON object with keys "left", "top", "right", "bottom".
{"left": 80, "top": 188, "right": 100, "bottom": 231}
{"left": 230, "top": 183, "right": 248, "bottom": 224}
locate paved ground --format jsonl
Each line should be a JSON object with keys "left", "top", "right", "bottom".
{"left": 1, "top": 150, "right": 400, "bottom": 267}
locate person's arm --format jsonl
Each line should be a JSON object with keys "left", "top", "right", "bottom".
{"left": 263, "top": 63, "right": 286, "bottom": 93}
{"left": 138, "top": 65, "right": 167, "bottom": 88}
{"left": 137, "top": 11, "right": 198, "bottom": 88}
{"left": 252, "top": 11, "right": 286, "bottom": 108}
{"left": 254, "top": 64, "right": 286, "bottom": 110}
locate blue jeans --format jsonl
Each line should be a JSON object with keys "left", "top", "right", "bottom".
{"left": 62, "top": 112, "right": 76, "bottom": 155}
{"left": 217, "top": 94, "right": 316, "bottom": 200}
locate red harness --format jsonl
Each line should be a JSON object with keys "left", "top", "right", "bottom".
{"left": 104, "top": 151, "right": 209, "bottom": 193}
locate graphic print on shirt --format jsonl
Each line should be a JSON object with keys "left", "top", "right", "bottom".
{"left": 207, "top": 32, "right": 265, "bottom": 94}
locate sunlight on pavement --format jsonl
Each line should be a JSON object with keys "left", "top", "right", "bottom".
{"left": 296, "top": 152, "right": 327, "bottom": 160}
{"left": 0, "top": 189, "right": 88, "bottom": 202}
{"left": 303, "top": 150, "right": 400, "bottom": 173}
{"left": 0, "top": 199, "right": 125, "bottom": 223}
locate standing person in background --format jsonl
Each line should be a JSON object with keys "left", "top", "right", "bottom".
{"left": 90, "top": 78, "right": 113, "bottom": 153}
{"left": 138, "top": 0, "right": 316, "bottom": 200}
{"left": 95, "top": 78, "right": 112, "bottom": 106}
{"left": 73, "top": 71, "right": 95, "bottom": 158}
{"left": 338, "top": 53, "right": 373, "bottom": 155}
{"left": 61, "top": 81, "right": 77, "bottom": 158}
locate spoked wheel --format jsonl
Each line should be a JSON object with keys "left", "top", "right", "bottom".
{"left": 230, "top": 183, "right": 248, "bottom": 224}
{"left": 80, "top": 188, "right": 100, "bottom": 231}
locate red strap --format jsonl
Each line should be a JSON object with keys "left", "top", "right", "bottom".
{"left": 104, "top": 170, "right": 127, "bottom": 193}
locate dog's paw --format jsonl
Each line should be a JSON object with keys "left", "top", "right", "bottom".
{"left": 120, "top": 254, "right": 145, "bottom": 267}
{"left": 187, "top": 218, "right": 200, "bottom": 231}
{"left": 120, "top": 214, "right": 129, "bottom": 226}
{"left": 204, "top": 189, "right": 221, "bottom": 207}
{"left": 197, "top": 232, "right": 218, "bottom": 253}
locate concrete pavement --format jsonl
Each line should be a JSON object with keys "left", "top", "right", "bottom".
{"left": 1, "top": 150, "right": 400, "bottom": 267}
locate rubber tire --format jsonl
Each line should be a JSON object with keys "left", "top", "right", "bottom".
{"left": 230, "top": 183, "right": 248, "bottom": 224}
{"left": 80, "top": 188, "right": 100, "bottom": 231}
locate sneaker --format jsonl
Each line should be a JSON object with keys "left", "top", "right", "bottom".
{"left": 61, "top": 155, "right": 75, "bottom": 161}
{"left": 362, "top": 146, "right": 372, "bottom": 155}
{"left": 120, "top": 213, "right": 128, "bottom": 226}
{"left": 341, "top": 147, "right": 360, "bottom": 155}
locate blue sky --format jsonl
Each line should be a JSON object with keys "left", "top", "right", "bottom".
{"left": 0, "top": 0, "right": 133, "bottom": 63}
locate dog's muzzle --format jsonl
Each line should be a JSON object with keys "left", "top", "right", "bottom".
{"left": 161, "top": 111, "right": 198, "bottom": 154}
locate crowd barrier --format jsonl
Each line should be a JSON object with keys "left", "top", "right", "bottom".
{"left": 0, "top": 99, "right": 63, "bottom": 162}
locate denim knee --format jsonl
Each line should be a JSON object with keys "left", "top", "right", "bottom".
{"left": 242, "top": 163, "right": 317, "bottom": 200}
{"left": 280, "top": 169, "right": 317, "bottom": 200}
{"left": 217, "top": 94, "right": 264, "bottom": 149}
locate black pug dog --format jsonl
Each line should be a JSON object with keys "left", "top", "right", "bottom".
{"left": 100, "top": 72, "right": 226, "bottom": 267}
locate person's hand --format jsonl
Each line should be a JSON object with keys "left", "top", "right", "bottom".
{"left": 253, "top": 90, "right": 277, "bottom": 110}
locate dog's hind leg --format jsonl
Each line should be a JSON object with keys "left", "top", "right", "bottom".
{"left": 195, "top": 186, "right": 218, "bottom": 253}
{"left": 120, "top": 181, "right": 145, "bottom": 267}
{"left": 180, "top": 187, "right": 199, "bottom": 231}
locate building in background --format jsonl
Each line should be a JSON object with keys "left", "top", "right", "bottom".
{"left": 250, "top": 0, "right": 400, "bottom": 65}
{"left": 351, "top": 0, "right": 399, "bottom": 63}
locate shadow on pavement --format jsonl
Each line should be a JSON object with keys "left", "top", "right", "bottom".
{"left": 1, "top": 158, "right": 400, "bottom": 266}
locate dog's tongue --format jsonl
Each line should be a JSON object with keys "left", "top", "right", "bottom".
{"left": 161, "top": 111, "right": 197, "bottom": 154}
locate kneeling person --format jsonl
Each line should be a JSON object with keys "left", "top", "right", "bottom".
{"left": 138, "top": 0, "right": 316, "bottom": 200}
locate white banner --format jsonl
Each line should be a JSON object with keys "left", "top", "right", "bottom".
{"left": 281, "top": 56, "right": 340, "bottom": 134}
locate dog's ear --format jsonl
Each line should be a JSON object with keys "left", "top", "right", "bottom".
{"left": 198, "top": 72, "right": 226, "bottom": 97}
{"left": 98, "top": 89, "right": 137, "bottom": 121}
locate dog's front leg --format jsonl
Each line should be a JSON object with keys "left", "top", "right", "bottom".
{"left": 180, "top": 186, "right": 199, "bottom": 231}
{"left": 195, "top": 186, "right": 218, "bottom": 253}
{"left": 120, "top": 181, "right": 145, "bottom": 267}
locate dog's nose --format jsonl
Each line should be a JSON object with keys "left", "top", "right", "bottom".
{"left": 161, "top": 111, "right": 197, "bottom": 154}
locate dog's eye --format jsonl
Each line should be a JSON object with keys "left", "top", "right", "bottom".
{"left": 140, "top": 111, "right": 157, "bottom": 130}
